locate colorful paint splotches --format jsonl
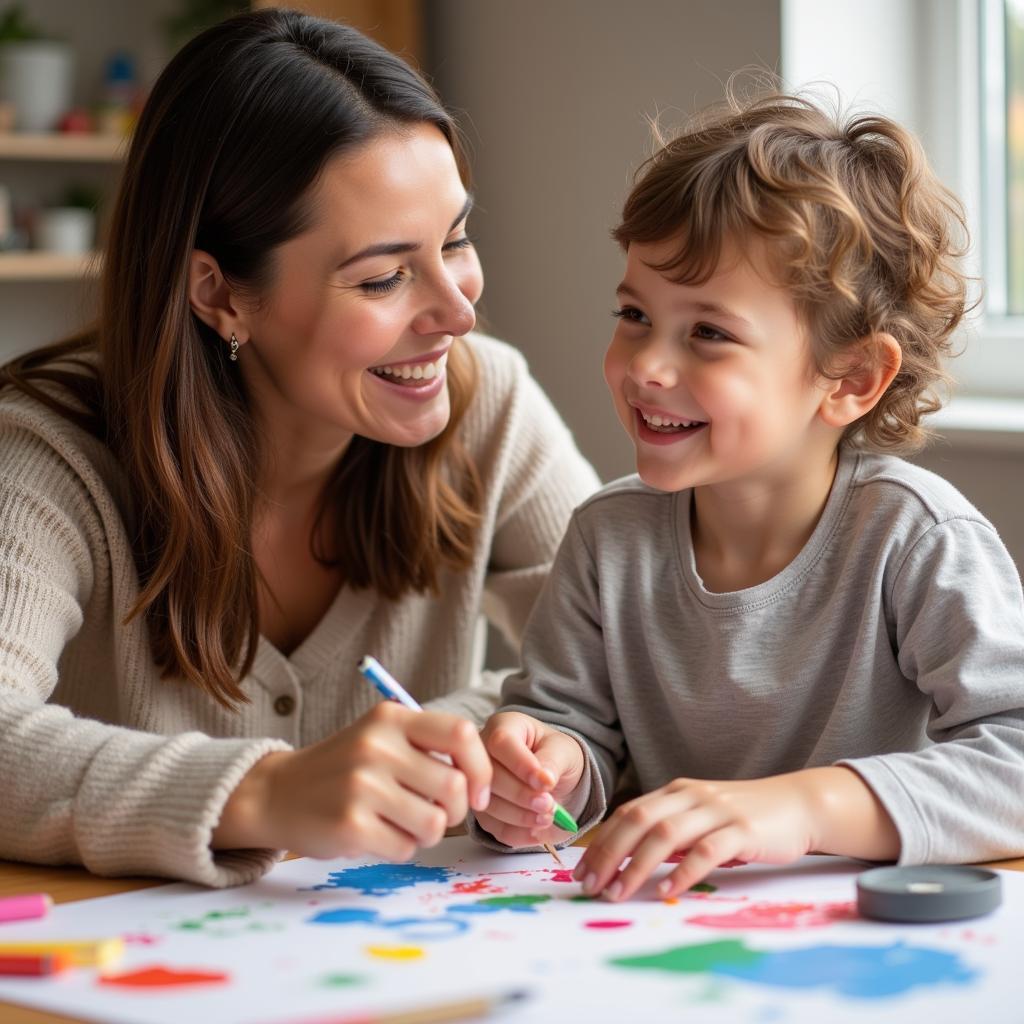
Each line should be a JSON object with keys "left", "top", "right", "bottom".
{"left": 309, "top": 906, "right": 469, "bottom": 940}
{"left": 308, "top": 864, "right": 456, "bottom": 896}
{"left": 364, "top": 945, "right": 424, "bottom": 961}
{"left": 685, "top": 901, "right": 858, "bottom": 930}
{"left": 610, "top": 939, "right": 978, "bottom": 999}
{"left": 584, "top": 920, "right": 633, "bottom": 930}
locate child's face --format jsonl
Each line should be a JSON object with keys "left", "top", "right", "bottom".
{"left": 603, "top": 235, "right": 833, "bottom": 494}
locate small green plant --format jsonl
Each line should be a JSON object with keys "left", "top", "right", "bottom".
{"left": 60, "top": 183, "right": 104, "bottom": 211}
{"left": 0, "top": 4, "right": 46, "bottom": 43}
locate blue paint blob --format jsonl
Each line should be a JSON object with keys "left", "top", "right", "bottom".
{"left": 307, "top": 906, "right": 468, "bottom": 940}
{"left": 716, "top": 942, "right": 977, "bottom": 1000}
{"left": 385, "top": 916, "right": 470, "bottom": 939}
{"left": 309, "top": 908, "right": 381, "bottom": 925}
{"left": 447, "top": 902, "right": 539, "bottom": 916}
{"left": 308, "top": 863, "right": 456, "bottom": 895}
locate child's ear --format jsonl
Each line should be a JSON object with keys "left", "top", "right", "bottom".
{"left": 818, "top": 333, "right": 902, "bottom": 429}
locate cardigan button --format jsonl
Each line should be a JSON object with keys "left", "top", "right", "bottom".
{"left": 273, "top": 695, "right": 296, "bottom": 717}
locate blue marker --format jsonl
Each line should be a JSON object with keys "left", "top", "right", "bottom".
{"left": 358, "top": 655, "right": 423, "bottom": 712}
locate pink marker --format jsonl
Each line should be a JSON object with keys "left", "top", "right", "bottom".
{"left": 0, "top": 893, "right": 52, "bottom": 925}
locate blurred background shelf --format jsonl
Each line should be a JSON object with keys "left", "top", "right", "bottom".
{"left": 0, "top": 250, "right": 101, "bottom": 280}
{"left": 0, "top": 132, "right": 126, "bottom": 162}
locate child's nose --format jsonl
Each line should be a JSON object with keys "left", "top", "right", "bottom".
{"left": 630, "top": 340, "right": 679, "bottom": 388}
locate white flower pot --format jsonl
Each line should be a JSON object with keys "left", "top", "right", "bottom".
{"left": 36, "top": 207, "right": 94, "bottom": 253}
{"left": 0, "top": 41, "right": 73, "bottom": 132}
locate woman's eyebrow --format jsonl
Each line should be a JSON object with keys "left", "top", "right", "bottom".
{"left": 337, "top": 194, "right": 474, "bottom": 270}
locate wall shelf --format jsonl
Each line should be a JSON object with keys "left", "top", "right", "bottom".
{"left": 0, "top": 251, "right": 101, "bottom": 280}
{"left": 0, "top": 133, "right": 126, "bottom": 162}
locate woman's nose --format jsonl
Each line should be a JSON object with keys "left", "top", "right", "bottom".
{"left": 414, "top": 271, "right": 477, "bottom": 337}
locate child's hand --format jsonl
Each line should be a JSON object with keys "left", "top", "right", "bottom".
{"left": 476, "top": 711, "right": 586, "bottom": 848}
{"left": 213, "top": 701, "right": 492, "bottom": 861}
{"left": 573, "top": 775, "right": 818, "bottom": 901}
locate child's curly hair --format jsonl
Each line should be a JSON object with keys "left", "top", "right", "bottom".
{"left": 613, "top": 88, "right": 971, "bottom": 453}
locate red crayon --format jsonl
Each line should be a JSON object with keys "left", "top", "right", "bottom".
{"left": 0, "top": 952, "right": 71, "bottom": 976}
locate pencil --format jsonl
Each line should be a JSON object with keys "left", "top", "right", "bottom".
{"left": 358, "top": 656, "right": 578, "bottom": 864}
{"left": 0, "top": 892, "right": 52, "bottom": 924}
{"left": 279, "top": 987, "right": 529, "bottom": 1024}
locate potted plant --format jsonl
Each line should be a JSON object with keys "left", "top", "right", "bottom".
{"left": 0, "top": 4, "right": 73, "bottom": 132}
{"left": 35, "top": 183, "right": 101, "bottom": 254}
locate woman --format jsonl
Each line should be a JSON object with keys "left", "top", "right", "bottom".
{"left": 0, "top": 9, "right": 597, "bottom": 886}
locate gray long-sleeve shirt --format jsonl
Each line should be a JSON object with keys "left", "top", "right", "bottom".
{"left": 485, "top": 444, "right": 1024, "bottom": 865}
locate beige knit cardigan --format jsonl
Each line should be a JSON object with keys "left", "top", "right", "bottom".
{"left": 0, "top": 333, "right": 599, "bottom": 886}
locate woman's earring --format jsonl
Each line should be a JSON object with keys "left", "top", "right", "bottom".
{"left": 229, "top": 333, "right": 239, "bottom": 361}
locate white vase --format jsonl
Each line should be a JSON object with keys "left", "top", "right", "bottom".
{"left": 36, "top": 207, "right": 94, "bottom": 254}
{"left": 0, "top": 41, "right": 73, "bottom": 132}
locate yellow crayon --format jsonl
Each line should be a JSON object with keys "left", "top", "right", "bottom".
{"left": 0, "top": 938, "right": 124, "bottom": 969}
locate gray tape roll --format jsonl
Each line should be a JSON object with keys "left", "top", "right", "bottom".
{"left": 856, "top": 866, "right": 1002, "bottom": 923}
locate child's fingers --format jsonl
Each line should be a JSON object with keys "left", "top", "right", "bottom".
{"left": 598, "top": 818, "right": 702, "bottom": 902}
{"left": 475, "top": 813, "right": 545, "bottom": 850}
{"left": 659, "top": 827, "right": 745, "bottom": 898}
{"left": 485, "top": 719, "right": 553, "bottom": 790}
{"left": 490, "top": 761, "right": 555, "bottom": 813}
{"left": 483, "top": 791, "right": 554, "bottom": 830}
{"left": 573, "top": 792, "right": 696, "bottom": 895}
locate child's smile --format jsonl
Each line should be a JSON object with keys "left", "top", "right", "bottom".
{"left": 604, "top": 235, "right": 833, "bottom": 495}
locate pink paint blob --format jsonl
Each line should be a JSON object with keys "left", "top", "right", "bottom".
{"left": 99, "top": 965, "right": 230, "bottom": 988}
{"left": 685, "top": 900, "right": 857, "bottom": 930}
{"left": 548, "top": 870, "right": 575, "bottom": 883}
{"left": 584, "top": 919, "right": 633, "bottom": 930}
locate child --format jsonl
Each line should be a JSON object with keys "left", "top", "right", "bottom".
{"left": 470, "top": 91, "right": 1024, "bottom": 902}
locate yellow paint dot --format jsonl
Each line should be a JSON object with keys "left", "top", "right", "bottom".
{"left": 365, "top": 945, "right": 425, "bottom": 961}
{"left": 662, "top": 897, "right": 679, "bottom": 905}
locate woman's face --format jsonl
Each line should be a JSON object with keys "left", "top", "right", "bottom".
{"left": 238, "top": 123, "right": 483, "bottom": 458}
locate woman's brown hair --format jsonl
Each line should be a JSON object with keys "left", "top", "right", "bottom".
{"left": 0, "top": 8, "right": 482, "bottom": 708}
{"left": 614, "top": 87, "right": 971, "bottom": 453}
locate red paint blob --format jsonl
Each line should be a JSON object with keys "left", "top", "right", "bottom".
{"left": 548, "top": 870, "right": 575, "bottom": 883}
{"left": 584, "top": 919, "right": 633, "bottom": 930}
{"left": 451, "top": 877, "right": 505, "bottom": 895}
{"left": 99, "top": 965, "right": 230, "bottom": 988}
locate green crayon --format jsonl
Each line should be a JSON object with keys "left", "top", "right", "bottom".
{"left": 552, "top": 802, "right": 579, "bottom": 833}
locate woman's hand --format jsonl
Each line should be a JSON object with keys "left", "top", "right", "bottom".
{"left": 475, "top": 711, "right": 587, "bottom": 848}
{"left": 212, "top": 701, "right": 492, "bottom": 861}
{"left": 573, "top": 774, "right": 820, "bottom": 902}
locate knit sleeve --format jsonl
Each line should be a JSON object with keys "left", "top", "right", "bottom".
{"left": 0, "top": 427, "right": 291, "bottom": 887}
{"left": 840, "top": 516, "right": 1024, "bottom": 864}
{"left": 425, "top": 339, "right": 600, "bottom": 723}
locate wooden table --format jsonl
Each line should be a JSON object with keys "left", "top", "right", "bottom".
{"left": 3, "top": 852, "right": 1023, "bottom": 1024}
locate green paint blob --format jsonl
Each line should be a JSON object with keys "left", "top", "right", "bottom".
{"left": 611, "top": 939, "right": 763, "bottom": 975}
{"left": 569, "top": 894, "right": 598, "bottom": 902}
{"left": 476, "top": 894, "right": 552, "bottom": 908}
{"left": 321, "top": 973, "right": 365, "bottom": 988}
{"left": 689, "top": 882, "right": 717, "bottom": 893}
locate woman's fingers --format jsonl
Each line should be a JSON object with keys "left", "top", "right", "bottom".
{"left": 405, "top": 709, "right": 492, "bottom": 811}
{"left": 391, "top": 748, "right": 471, "bottom": 827}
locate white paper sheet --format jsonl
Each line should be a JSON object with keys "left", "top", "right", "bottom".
{"left": 0, "top": 839, "right": 1020, "bottom": 1024}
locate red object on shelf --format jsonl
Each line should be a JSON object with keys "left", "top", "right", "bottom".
{"left": 58, "top": 108, "right": 94, "bottom": 134}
